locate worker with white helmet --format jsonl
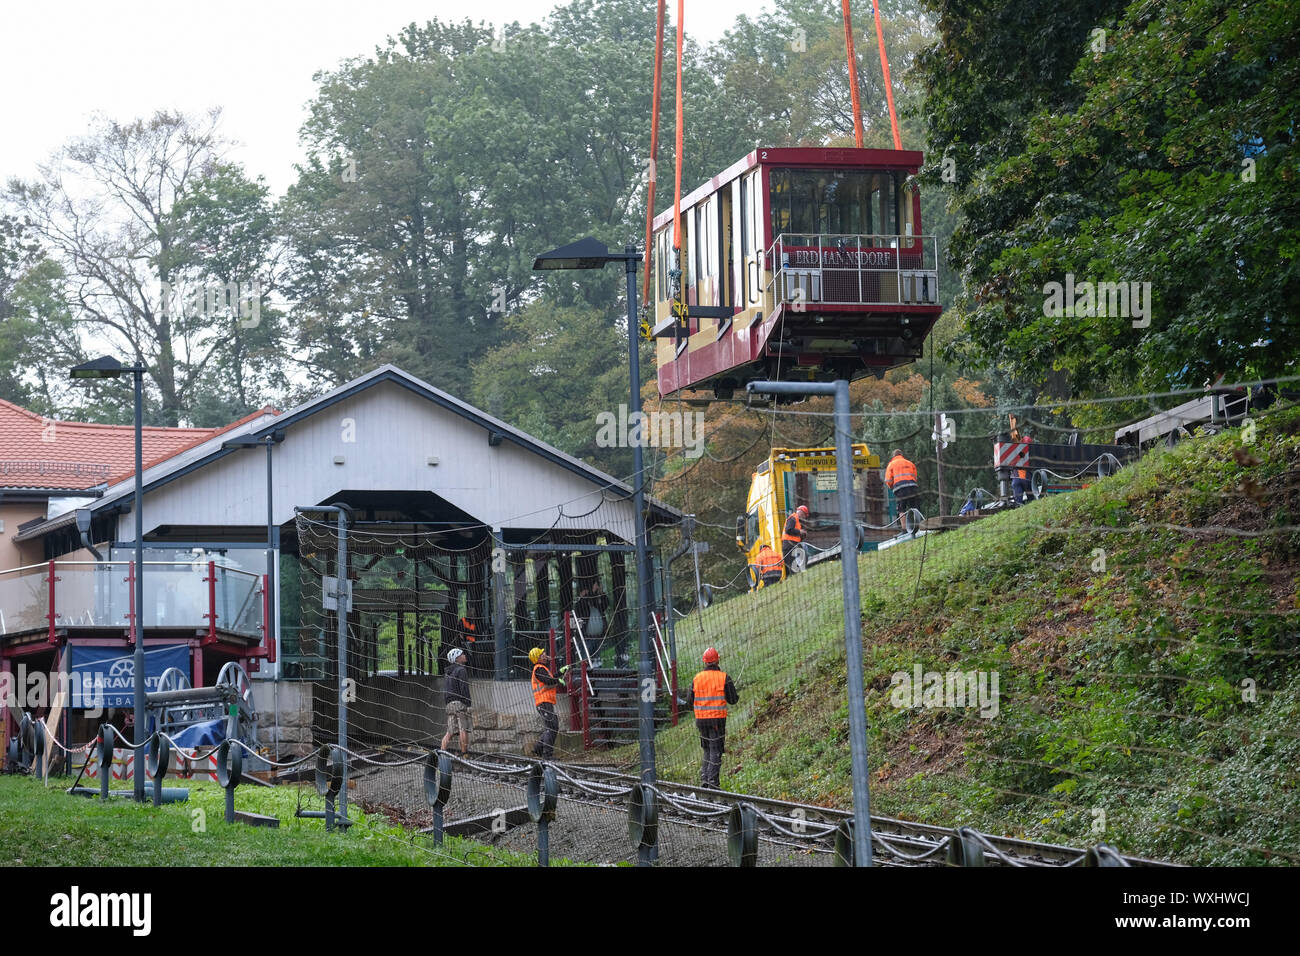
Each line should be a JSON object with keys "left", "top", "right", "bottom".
{"left": 441, "top": 647, "right": 472, "bottom": 757}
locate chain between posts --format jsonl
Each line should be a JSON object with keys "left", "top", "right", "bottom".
{"left": 28, "top": 735, "right": 1147, "bottom": 867}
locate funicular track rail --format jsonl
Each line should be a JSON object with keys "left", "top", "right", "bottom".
{"left": 356, "top": 746, "right": 1171, "bottom": 867}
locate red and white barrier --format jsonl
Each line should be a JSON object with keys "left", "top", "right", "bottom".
{"left": 81, "top": 749, "right": 219, "bottom": 781}
{"left": 994, "top": 440, "right": 1030, "bottom": 469}
{"left": 82, "top": 751, "right": 134, "bottom": 781}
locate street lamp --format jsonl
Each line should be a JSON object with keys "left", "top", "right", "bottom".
{"left": 222, "top": 431, "right": 285, "bottom": 668}
{"left": 533, "top": 237, "right": 657, "bottom": 859}
{"left": 70, "top": 355, "right": 148, "bottom": 802}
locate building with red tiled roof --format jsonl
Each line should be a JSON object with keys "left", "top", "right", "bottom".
{"left": 0, "top": 399, "right": 273, "bottom": 570}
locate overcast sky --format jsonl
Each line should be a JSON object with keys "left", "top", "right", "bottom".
{"left": 0, "top": 0, "right": 771, "bottom": 197}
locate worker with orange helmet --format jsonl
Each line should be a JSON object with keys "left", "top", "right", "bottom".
{"left": 781, "top": 504, "right": 810, "bottom": 572}
{"left": 686, "top": 647, "right": 739, "bottom": 790}
{"left": 529, "top": 647, "right": 562, "bottom": 759}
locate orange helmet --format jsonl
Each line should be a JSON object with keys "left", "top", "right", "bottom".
{"left": 702, "top": 647, "right": 719, "bottom": 664}
{"left": 796, "top": 505, "right": 809, "bottom": 515}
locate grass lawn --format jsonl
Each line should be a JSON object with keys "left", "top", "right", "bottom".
{"left": 0, "top": 773, "right": 555, "bottom": 867}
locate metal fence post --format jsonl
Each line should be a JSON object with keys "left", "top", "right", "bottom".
{"left": 491, "top": 528, "right": 509, "bottom": 681}
{"left": 336, "top": 508, "right": 349, "bottom": 821}
{"left": 746, "top": 379, "right": 873, "bottom": 866}
{"left": 833, "top": 379, "right": 872, "bottom": 866}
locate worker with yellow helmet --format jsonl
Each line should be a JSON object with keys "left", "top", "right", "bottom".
{"left": 529, "top": 647, "right": 562, "bottom": 759}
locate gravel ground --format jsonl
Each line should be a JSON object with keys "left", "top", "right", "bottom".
{"left": 351, "top": 763, "right": 832, "bottom": 867}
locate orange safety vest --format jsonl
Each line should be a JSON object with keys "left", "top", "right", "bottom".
{"left": 532, "top": 663, "right": 557, "bottom": 706}
{"left": 461, "top": 616, "right": 477, "bottom": 642}
{"left": 782, "top": 512, "right": 804, "bottom": 543}
{"left": 693, "top": 669, "right": 728, "bottom": 720}
{"left": 885, "top": 455, "right": 918, "bottom": 489}
{"left": 757, "top": 547, "right": 783, "bottom": 576}
{"left": 1017, "top": 436, "right": 1032, "bottom": 480}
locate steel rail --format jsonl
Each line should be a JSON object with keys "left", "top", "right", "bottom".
{"left": 350, "top": 747, "right": 1172, "bottom": 867}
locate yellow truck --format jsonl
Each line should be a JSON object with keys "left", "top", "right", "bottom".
{"left": 735, "top": 444, "right": 886, "bottom": 589}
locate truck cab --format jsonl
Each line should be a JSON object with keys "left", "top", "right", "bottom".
{"left": 735, "top": 444, "right": 885, "bottom": 588}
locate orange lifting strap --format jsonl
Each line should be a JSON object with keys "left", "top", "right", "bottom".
{"left": 842, "top": 0, "right": 865, "bottom": 147}
{"left": 641, "top": 0, "right": 667, "bottom": 307}
{"left": 845, "top": 1, "right": 901, "bottom": 149}
{"left": 871, "top": 0, "right": 902, "bottom": 150}
{"left": 673, "top": 0, "right": 684, "bottom": 256}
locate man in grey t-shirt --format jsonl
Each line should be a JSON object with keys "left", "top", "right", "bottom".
{"left": 441, "top": 648, "right": 472, "bottom": 756}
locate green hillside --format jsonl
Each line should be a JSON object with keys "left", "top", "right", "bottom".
{"left": 654, "top": 406, "right": 1300, "bottom": 865}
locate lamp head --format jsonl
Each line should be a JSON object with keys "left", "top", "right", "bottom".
{"left": 69, "top": 356, "right": 125, "bottom": 380}
{"left": 532, "top": 237, "right": 613, "bottom": 271}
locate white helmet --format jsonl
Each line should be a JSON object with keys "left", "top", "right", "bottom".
{"left": 447, "top": 648, "right": 464, "bottom": 664}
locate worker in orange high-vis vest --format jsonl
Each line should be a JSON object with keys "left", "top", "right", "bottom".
{"left": 529, "top": 647, "right": 562, "bottom": 759}
{"left": 884, "top": 449, "right": 920, "bottom": 532}
{"left": 1010, "top": 425, "right": 1033, "bottom": 506}
{"left": 756, "top": 543, "right": 784, "bottom": 588}
{"left": 686, "top": 647, "right": 739, "bottom": 790}
{"left": 782, "top": 504, "right": 809, "bottom": 572}
{"left": 459, "top": 616, "right": 477, "bottom": 672}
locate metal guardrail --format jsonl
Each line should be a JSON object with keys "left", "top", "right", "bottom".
{"left": 766, "top": 232, "right": 940, "bottom": 308}
{"left": 0, "top": 559, "right": 266, "bottom": 641}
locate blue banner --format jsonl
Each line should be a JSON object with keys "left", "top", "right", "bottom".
{"left": 69, "top": 644, "right": 191, "bottom": 709}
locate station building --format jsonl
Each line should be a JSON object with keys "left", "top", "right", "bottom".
{"left": 2, "top": 366, "right": 679, "bottom": 761}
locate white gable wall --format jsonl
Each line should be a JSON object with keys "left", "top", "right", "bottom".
{"left": 113, "top": 380, "right": 636, "bottom": 543}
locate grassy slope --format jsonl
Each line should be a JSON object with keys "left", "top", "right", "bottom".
{"left": 655, "top": 408, "right": 1300, "bottom": 864}
{"left": 0, "top": 775, "right": 555, "bottom": 867}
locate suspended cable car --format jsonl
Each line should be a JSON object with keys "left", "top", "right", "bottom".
{"left": 648, "top": 147, "right": 941, "bottom": 399}
{"left": 638, "top": 1, "right": 937, "bottom": 400}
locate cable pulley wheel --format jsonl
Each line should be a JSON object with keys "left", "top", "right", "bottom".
{"left": 216, "top": 739, "right": 242, "bottom": 790}
{"left": 423, "top": 751, "right": 452, "bottom": 809}
{"left": 834, "top": 819, "right": 856, "bottom": 867}
{"left": 727, "top": 803, "right": 758, "bottom": 867}
{"left": 147, "top": 734, "right": 170, "bottom": 782}
{"left": 527, "top": 764, "right": 558, "bottom": 824}
{"left": 627, "top": 782, "right": 658, "bottom": 850}
{"left": 19, "top": 714, "right": 35, "bottom": 765}
{"left": 1085, "top": 844, "right": 1129, "bottom": 867}
{"left": 947, "top": 826, "right": 986, "bottom": 867}
{"left": 314, "top": 745, "right": 344, "bottom": 799}
{"left": 98, "top": 725, "right": 115, "bottom": 772}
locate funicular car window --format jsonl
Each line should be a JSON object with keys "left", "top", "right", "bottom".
{"left": 769, "top": 168, "right": 896, "bottom": 239}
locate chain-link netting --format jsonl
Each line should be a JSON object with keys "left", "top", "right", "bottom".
{"left": 260, "top": 380, "right": 1300, "bottom": 865}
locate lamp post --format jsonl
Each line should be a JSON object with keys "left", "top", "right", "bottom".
{"left": 222, "top": 431, "right": 285, "bottom": 667}
{"left": 70, "top": 356, "right": 148, "bottom": 802}
{"left": 534, "top": 238, "right": 657, "bottom": 861}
